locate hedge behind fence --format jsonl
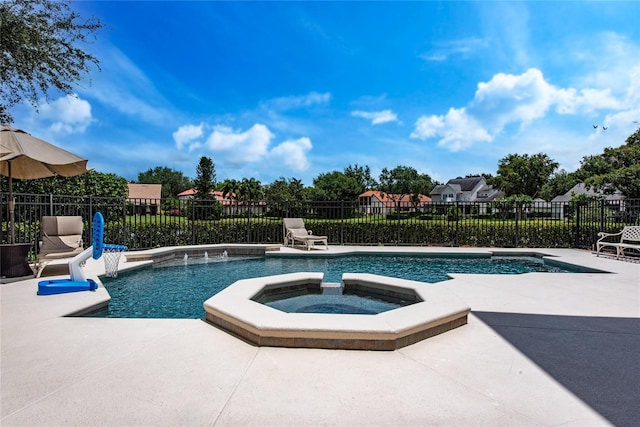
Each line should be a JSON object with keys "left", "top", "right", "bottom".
{"left": 107, "top": 220, "right": 597, "bottom": 250}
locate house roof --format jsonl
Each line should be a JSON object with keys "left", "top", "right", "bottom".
{"left": 476, "top": 185, "right": 505, "bottom": 201}
{"left": 127, "top": 183, "right": 162, "bottom": 200}
{"left": 176, "top": 189, "right": 266, "bottom": 206}
{"left": 358, "top": 190, "right": 432, "bottom": 207}
{"left": 430, "top": 184, "right": 462, "bottom": 195}
{"left": 446, "top": 176, "right": 485, "bottom": 192}
{"left": 177, "top": 189, "right": 234, "bottom": 204}
{"left": 551, "top": 183, "right": 624, "bottom": 202}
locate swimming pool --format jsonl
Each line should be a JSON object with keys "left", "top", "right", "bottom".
{"left": 86, "top": 254, "right": 594, "bottom": 319}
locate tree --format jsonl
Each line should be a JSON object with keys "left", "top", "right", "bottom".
{"left": 236, "top": 177, "right": 263, "bottom": 219}
{"left": 237, "top": 178, "right": 263, "bottom": 202}
{"left": 219, "top": 178, "right": 239, "bottom": 216}
{"left": 491, "top": 153, "right": 558, "bottom": 198}
{"left": 1, "top": 170, "right": 127, "bottom": 198}
{"left": 576, "top": 129, "right": 640, "bottom": 198}
{"left": 137, "top": 166, "right": 191, "bottom": 199}
{"left": 264, "top": 177, "right": 307, "bottom": 202}
{"left": 264, "top": 177, "right": 308, "bottom": 217}
{"left": 0, "top": 0, "right": 102, "bottom": 123}
{"left": 378, "top": 166, "right": 434, "bottom": 199}
{"left": 309, "top": 171, "right": 362, "bottom": 201}
{"left": 538, "top": 169, "right": 579, "bottom": 201}
{"left": 192, "top": 156, "right": 216, "bottom": 199}
{"left": 344, "top": 164, "right": 377, "bottom": 193}
{"left": 0, "top": 170, "right": 127, "bottom": 221}
{"left": 220, "top": 178, "right": 239, "bottom": 200}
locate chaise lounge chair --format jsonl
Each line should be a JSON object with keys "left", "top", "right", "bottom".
{"left": 34, "top": 216, "right": 84, "bottom": 278}
{"left": 283, "top": 218, "right": 328, "bottom": 251}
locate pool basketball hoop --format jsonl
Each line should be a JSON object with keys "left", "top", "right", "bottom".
{"left": 102, "top": 244, "right": 127, "bottom": 278}
{"left": 92, "top": 212, "right": 127, "bottom": 278}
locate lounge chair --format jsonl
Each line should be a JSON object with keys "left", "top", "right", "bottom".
{"left": 35, "top": 216, "right": 84, "bottom": 278}
{"left": 283, "top": 218, "right": 328, "bottom": 251}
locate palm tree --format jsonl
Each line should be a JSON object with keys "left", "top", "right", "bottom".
{"left": 220, "top": 179, "right": 239, "bottom": 216}
{"left": 237, "top": 178, "right": 263, "bottom": 242}
{"left": 238, "top": 178, "right": 263, "bottom": 214}
{"left": 288, "top": 178, "right": 306, "bottom": 216}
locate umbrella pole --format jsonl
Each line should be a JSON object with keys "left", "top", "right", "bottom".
{"left": 8, "top": 161, "right": 15, "bottom": 244}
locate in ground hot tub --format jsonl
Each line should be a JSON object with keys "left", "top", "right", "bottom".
{"left": 203, "top": 272, "right": 470, "bottom": 350}
{"left": 252, "top": 278, "right": 421, "bottom": 314}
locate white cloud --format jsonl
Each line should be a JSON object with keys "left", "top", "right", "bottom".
{"left": 37, "top": 94, "right": 93, "bottom": 134}
{"left": 411, "top": 107, "right": 492, "bottom": 151}
{"left": 351, "top": 109, "right": 398, "bottom": 125}
{"left": 472, "top": 68, "right": 555, "bottom": 130}
{"left": 554, "top": 88, "right": 622, "bottom": 115}
{"left": 419, "top": 37, "right": 490, "bottom": 62}
{"left": 206, "top": 123, "right": 274, "bottom": 163}
{"left": 412, "top": 62, "right": 638, "bottom": 151}
{"left": 269, "top": 137, "right": 313, "bottom": 171}
{"left": 262, "top": 91, "right": 331, "bottom": 111}
{"left": 173, "top": 122, "right": 314, "bottom": 174}
{"left": 173, "top": 123, "right": 204, "bottom": 150}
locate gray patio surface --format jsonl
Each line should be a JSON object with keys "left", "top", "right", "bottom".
{"left": 1, "top": 246, "right": 638, "bottom": 426}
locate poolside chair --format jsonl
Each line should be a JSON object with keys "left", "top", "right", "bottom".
{"left": 34, "top": 216, "right": 84, "bottom": 278}
{"left": 283, "top": 218, "right": 328, "bottom": 251}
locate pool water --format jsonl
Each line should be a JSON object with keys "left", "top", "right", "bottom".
{"left": 264, "top": 293, "right": 404, "bottom": 315}
{"left": 86, "top": 255, "right": 584, "bottom": 319}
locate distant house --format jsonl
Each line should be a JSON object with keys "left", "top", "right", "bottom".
{"left": 475, "top": 184, "right": 505, "bottom": 202}
{"left": 358, "top": 191, "right": 432, "bottom": 215}
{"left": 430, "top": 177, "right": 487, "bottom": 202}
{"left": 177, "top": 189, "right": 232, "bottom": 203}
{"left": 127, "top": 183, "right": 162, "bottom": 215}
{"left": 176, "top": 188, "right": 265, "bottom": 216}
{"left": 429, "top": 177, "right": 506, "bottom": 215}
{"left": 550, "top": 183, "right": 625, "bottom": 219}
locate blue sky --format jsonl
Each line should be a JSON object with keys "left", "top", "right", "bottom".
{"left": 11, "top": 1, "right": 640, "bottom": 186}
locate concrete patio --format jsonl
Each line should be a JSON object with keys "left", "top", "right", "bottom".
{"left": 1, "top": 246, "right": 638, "bottom": 426}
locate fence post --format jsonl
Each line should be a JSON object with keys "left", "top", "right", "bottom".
{"left": 122, "top": 196, "right": 127, "bottom": 247}
{"left": 574, "top": 202, "right": 581, "bottom": 248}
{"left": 340, "top": 201, "right": 344, "bottom": 245}
{"left": 48, "top": 193, "right": 53, "bottom": 215}
{"left": 88, "top": 195, "right": 93, "bottom": 245}
{"left": 455, "top": 201, "right": 459, "bottom": 247}
{"left": 192, "top": 200, "right": 196, "bottom": 245}
{"left": 515, "top": 205, "right": 519, "bottom": 247}
{"left": 600, "top": 199, "right": 605, "bottom": 232}
{"left": 246, "top": 200, "right": 252, "bottom": 243}
{"left": 396, "top": 201, "right": 401, "bottom": 246}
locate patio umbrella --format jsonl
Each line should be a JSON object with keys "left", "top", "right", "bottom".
{"left": 0, "top": 125, "right": 89, "bottom": 244}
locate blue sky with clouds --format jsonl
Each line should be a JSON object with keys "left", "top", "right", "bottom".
{"left": 10, "top": 1, "right": 640, "bottom": 186}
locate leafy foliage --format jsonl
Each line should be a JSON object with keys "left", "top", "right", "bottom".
{"left": 491, "top": 153, "right": 558, "bottom": 197}
{"left": 0, "top": 170, "right": 127, "bottom": 198}
{"left": 378, "top": 165, "right": 435, "bottom": 200}
{"left": 264, "top": 177, "right": 308, "bottom": 217}
{"left": 237, "top": 177, "right": 263, "bottom": 202}
{"left": 538, "top": 169, "right": 579, "bottom": 201}
{"left": 0, "top": 0, "right": 102, "bottom": 123}
{"left": 344, "top": 164, "right": 377, "bottom": 192}
{"left": 137, "top": 166, "right": 191, "bottom": 199}
{"left": 193, "top": 156, "right": 216, "bottom": 199}
{"left": 310, "top": 171, "right": 362, "bottom": 201}
{"left": 577, "top": 128, "right": 640, "bottom": 198}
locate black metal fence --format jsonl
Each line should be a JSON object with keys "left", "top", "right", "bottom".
{"left": 2, "top": 192, "right": 639, "bottom": 258}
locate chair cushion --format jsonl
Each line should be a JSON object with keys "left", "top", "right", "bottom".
{"left": 41, "top": 216, "right": 83, "bottom": 236}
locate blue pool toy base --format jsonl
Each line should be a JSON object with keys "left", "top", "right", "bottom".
{"left": 37, "top": 278, "right": 99, "bottom": 296}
